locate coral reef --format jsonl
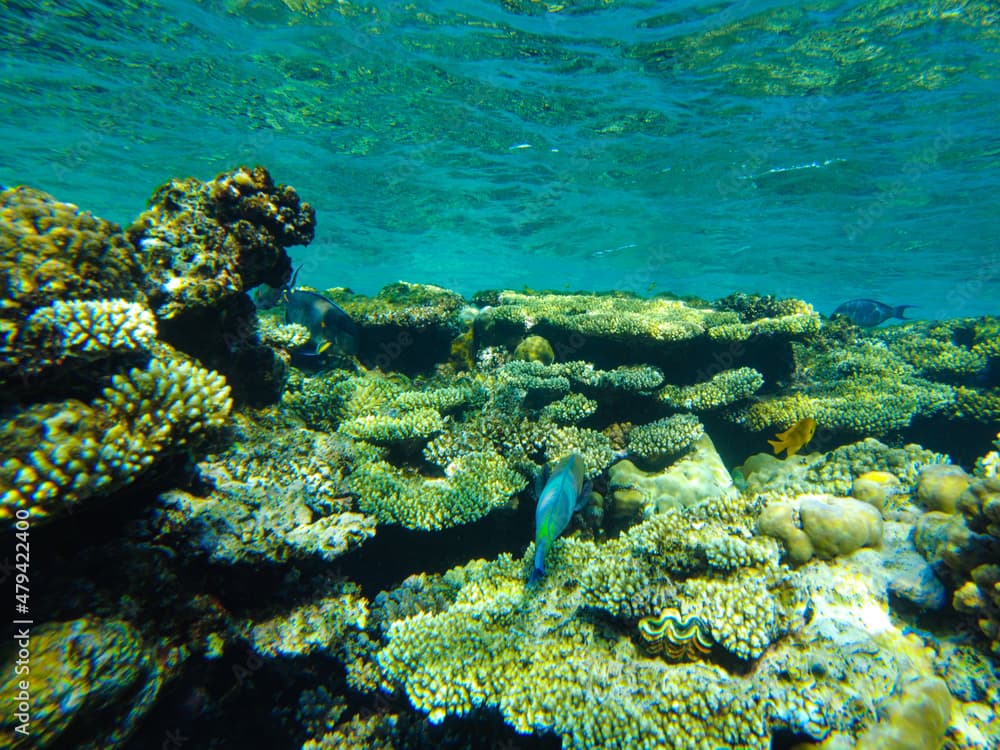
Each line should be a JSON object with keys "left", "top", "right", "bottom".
{"left": 154, "top": 412, "right": 374, "bottom": 563}
{"left": 7, "top": 171, "right": 1000, "bottom": 750}
{"left": 738, "top": 438, "right": 948, "bottom": 498}
{"left": 1, "top": 356, "right": 231, "bottom": 524}
{"left": 127, "top": 166, "right": 315, "bottom": 403}
{"left": 373, "top": 487, "right": 954, "bottom": 749}
{"left": 657, "top": 366, "right": 764, "bottom": 411}
{"left": 626, "top": 413, "right": 705, "bottom": 464}
{"left": 728, "top": 317, "right": 1000, "bottom": 438}
{"left": 0, "top": 618, "right": 174, "bottom": 750}
{"left": 352, "top": 450, "right": 526, "bottom": 531}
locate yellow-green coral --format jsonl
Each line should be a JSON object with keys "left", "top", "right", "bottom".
{"left": 250, "top": 585, "right": 369, "bottom": 658}
{"left": 876, "top": 319, "right": 991, "bottom": 381}
{"left": 327, "top": 282, "right": 468, "bottom": 330}
{"left": 474, "top": 289, "right": 733, "bottom": 343}
{"left": 27, "top": 299, "right": 157, "bottom": 356}
{"left": 658, "top": 366, "right": 764, "bottom": 410}
{"left": 0, "top": 618, "right": 167, "bottom": 750}
{"left": 626, "top": 414, "right": 704, "bottom": 462}
{"left": 0, "top": 186, "right": 144, "bottom": 313}
{"left": 351, "top": 451, "right": 526, "bottom": 530}
{"left": 257, "top": 317, "right": 311, "bottom": 350}
{"left": 512, "top": 334, "right": 555, "bottom": 364}
{"left": 338, "top": 409, "right": 445, "bottom": 444}
{"left": 543, "top": 425, "right": 614, "bottom": 479}
{"left": 0, "top": 357, "right": 232, "bottom": 522}
{"left": 539, "top": 392, "right": 598, "bottom": 425}
{"left": 708, "top": 311, "right": 820, "bottom": 342}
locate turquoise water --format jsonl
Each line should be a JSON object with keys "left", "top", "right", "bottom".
{"left": 1, "top": 0, "right": 999, "bottom": 314}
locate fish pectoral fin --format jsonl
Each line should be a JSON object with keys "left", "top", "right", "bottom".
{"left": 317, "top": 341, "right": 333, "bottom": 354}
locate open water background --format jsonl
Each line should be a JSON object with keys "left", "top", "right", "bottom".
{"left": 1, "top": 0, "right": 998, "bottom": 318}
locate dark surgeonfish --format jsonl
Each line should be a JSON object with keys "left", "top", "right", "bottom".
{"left": 833, "top": 298, "right": 914, "bottom": 327}
{"left": 529, "top": 453, "right": 591, "bottom": 584}
{"left": 251, "top": 264, "right": 302, "bottom": 309}
{"left": 285, "top": 289, "right": 359, "bottom": 356}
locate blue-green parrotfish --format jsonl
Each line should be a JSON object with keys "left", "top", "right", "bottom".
{"left": 529, "top": 452, "right": 591, "bottom": 584}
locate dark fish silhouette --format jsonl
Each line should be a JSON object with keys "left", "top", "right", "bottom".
{"left": 833, "top": 298, "right": 914, "bottom": 327}
{"left": 285, "top": 289, "right": 359, "bottom": 356}
{"left": 251, "top": 264, "right": 302, "bottom": 309}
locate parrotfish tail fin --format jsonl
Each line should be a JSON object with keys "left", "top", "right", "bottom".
{"left": 528, "top": 565, "right": 544, "bottom": 585}
{"left": 575, "top": 480, "right": 593, "bottom": 511}
{"left": 893, "top": 305, "right": 915, "bottom": 319}
{"left": 767, "top": 438, "right": 785, "bottom": 455}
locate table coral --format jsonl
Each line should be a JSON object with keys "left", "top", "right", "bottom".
{"left": 0, "top": 356, "right": 231, "bottom": 524}
{"left": 250, "top": 584, "right": 369, "bottom": 659}
{"left": 658, "top": 366, "right": 764, "bottom": 410}
{"left": 338, "top": 408, "right": 445, "bottom": 444}
{"left": 539, "top": 392, "right": 598, "bottom": 424}
{"left": 626, "top": 413, "right": 705, "bottom": 464}
{"left": 351, "top": 450, "right": 526, "bottom": 530}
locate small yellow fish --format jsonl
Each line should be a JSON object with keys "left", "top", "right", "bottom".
{"left": 768, "top": 417, "right": 817, "bottom": 457}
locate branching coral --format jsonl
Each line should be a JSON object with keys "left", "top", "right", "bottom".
{"left": 658, "top": 366, "right": 764, "bottom": 410}
{"left": 154, "top": 412, "right": 375, "bottom": 563}
{"left": 0, "top": 356, "right": 231, "bottom": 523}
{"left": 627, "top": 414, "right": 705, "bottom": 463}
{"left": 351, "top": 451, "right": 526, "bottom": 530}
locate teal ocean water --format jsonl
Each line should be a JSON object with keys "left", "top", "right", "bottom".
{"left": 2, "top": 0, "right": 998, "bottom": 316}
{"left": 4, "top": 4, "right": 1000, "bottom": 750}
